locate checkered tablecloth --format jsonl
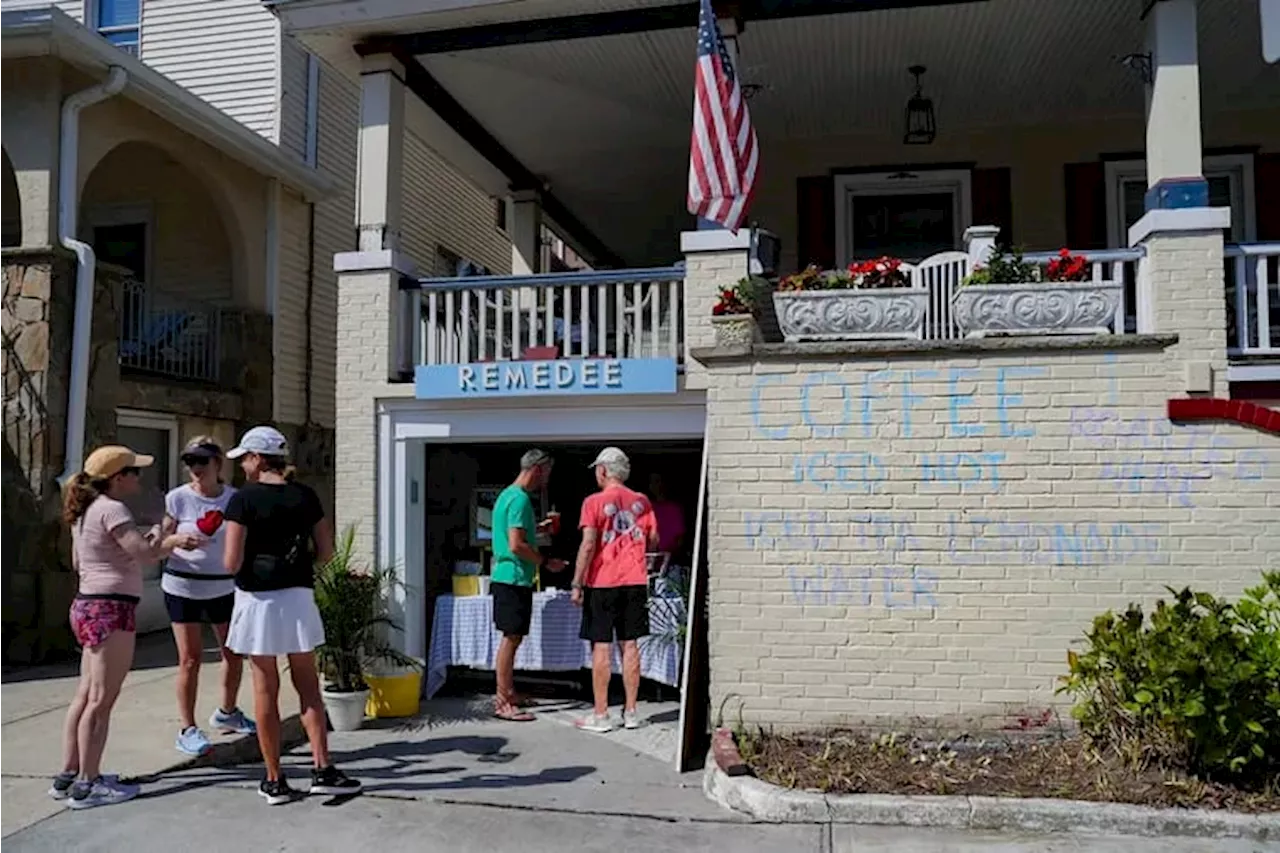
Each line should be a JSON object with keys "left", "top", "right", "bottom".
{"left": 426, "top": 591, "right": 686, "bottom": 699}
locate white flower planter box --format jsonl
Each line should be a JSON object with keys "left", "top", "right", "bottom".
{"left": 952, "top": 281, "right": 1123, "bottom": 338}
{"left": 710, "top": 314, "right": 762, "bottom": 347}
{"left": 773, "top": 289, "right": 929, "bottom": 342}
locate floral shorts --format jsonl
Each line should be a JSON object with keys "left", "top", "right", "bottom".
{"left": 70, "top": 596, "right": 138, "bottom": 648}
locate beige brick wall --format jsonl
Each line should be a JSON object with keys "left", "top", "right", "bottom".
{"left": 698, "top": 229, "right": 1280, "bottom": 730}
{"left": 683, "top": 247, "right": 749, "bottom": 391}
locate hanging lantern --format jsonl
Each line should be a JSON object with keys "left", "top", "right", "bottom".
{"left": 903, "top": 65, "right": 936, "bottom": 145}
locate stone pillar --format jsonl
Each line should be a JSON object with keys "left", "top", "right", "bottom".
{"left": 1131, "top": 209, "right": 1231, "bottom": 396}
{"left": 681, "top": 229, "right": 752, "bottom": 390}
{"left": 356, "top": 55, "right": 406, "bottom": 254}
{"left": 1143, "top": 0, "right": 1206, "bottom": 204}
{"left": 509, "top": 190, "right": 543, "bottom": 276}
{"left": 332, "top": 250, "right": 416, "bottom": 561}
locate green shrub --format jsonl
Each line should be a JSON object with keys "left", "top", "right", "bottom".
{"left": 1057, "top": 572, "right": 1280, "bottom": 785}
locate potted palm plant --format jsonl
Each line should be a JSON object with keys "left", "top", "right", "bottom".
{"left": 952, "top": 247, "right": 1121, "bottom": 337}
{"left": 314, "top": 527, "right": 419, "bottom": 731}
{"left": 772, "top": 257, "right": 928, "bottom": 342}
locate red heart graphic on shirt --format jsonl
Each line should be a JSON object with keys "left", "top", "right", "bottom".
{"left": 196, "top": 510, "right": 224, "bottom": 537}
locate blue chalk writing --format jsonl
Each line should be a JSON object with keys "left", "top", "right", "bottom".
{"left": 900, "top": 369, "right": 937, "bottom": 438}
{"left": 745, "top": 511, "right": 836, "bottom": 551}
{"left": 919, "top": 452, "right": 1006, "bottom": 490}
{"left": 996, "top": 366, "right": 1046, "bottom": 437}
{"left": 948, "top": 368, "right": 983, "bottom": 437}
{"left": 786, "top": 566, "right": 939, "bottom": 610}
{"left": 792, "top": 452, "right": 887, "bottom": 493}
{"left": 945, "top": 515, "right": 1162, "bottom": 567}
{"left": 801, "top": 371, "right": 855, "bottom": 438}
{"left": 751, "top": 374, "right": 791, "bottom": 440}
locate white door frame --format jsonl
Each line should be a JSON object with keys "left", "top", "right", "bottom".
{"left": 1104, "top": 154, "right": 1257, "bottom": 247}
{"left": 833, "top": 169, "right": 973, "bottom": 266}
{"left": 377, "top": 393, "right": 708, "bottom": 661}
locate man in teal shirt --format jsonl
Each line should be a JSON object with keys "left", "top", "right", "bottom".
{"left": 491, "top": 449, "right": 565, "bottom": 721}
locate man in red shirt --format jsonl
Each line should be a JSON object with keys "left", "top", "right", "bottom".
{"left": 570, "top": 447, "right": 658, "bottom": 733}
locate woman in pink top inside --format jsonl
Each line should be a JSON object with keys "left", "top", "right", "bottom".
{"left": 52, "top": 445, "right": 200, "bottom": 810}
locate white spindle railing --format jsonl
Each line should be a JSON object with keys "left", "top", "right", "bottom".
{"left": 1224, "top": 243, "right": 1280, "bottom": 356}
{"left": 118, "top": 278, "right": 222, "bottom": 382}
{"left": 410, "top": 267, "right": 685, "bottom": 367}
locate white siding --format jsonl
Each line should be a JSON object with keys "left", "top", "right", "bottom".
{"left": 138, "top": 0, "right": 280, "bottom": 141}
{"left": 273, "top": 60, "right": 357, "bottom": 428}
{"left": 401, "top": 130, "right": 512, "bottom": 276}
{"left": 279, "top": 35, "right": 309, "bottom": 163}
{"left": 4, "top": 0, "right": 83, "bottom": 20}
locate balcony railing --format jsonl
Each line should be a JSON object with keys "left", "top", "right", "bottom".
{"left": 408, "top": 267, "right": 685, "bottom": 366}
{"left": 1225, "top": 242, "right": 1280, "bottom": 357}
{"left": 118, "top": 279, "right": 223, "bottom": 382}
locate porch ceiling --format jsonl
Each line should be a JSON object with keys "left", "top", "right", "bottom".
{"left": 413, "top": 0, "right": 1276, "bottom": 265}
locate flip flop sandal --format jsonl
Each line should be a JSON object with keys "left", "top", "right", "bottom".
{"left": 494, "top": 708, "right": 536, "bottom": 722}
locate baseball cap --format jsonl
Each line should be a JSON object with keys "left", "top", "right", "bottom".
{"left": 226, "top": 425, "right": 289, "bottom": 459}
{"left": 520, "top": 448, "right": 553, "bottom": 470}
{"left": 84, "top": 445, "right": 154, "bottom": 479}
{"left": 588, "top": 447, "right": 630, "bottom": 470}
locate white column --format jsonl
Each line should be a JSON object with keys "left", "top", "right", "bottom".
{"left": 681, "top": 229, "right": 752, "bottom": 390}
{"left": 509, "top": 189, "right": 543, "bottom": 276}
{"left": 356, "top": 54, "right": 406, "bottom": 253}
{"left": 1144, "top": 0, "right": 1205, "bottom": 190}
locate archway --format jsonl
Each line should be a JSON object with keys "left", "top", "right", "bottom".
{"left": 80, "top": 140, "right": 236, "bottom": 303}
{"left": 2, "top": 148, "right": 20, "bottom": 247}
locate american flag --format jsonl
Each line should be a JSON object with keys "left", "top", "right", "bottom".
{"left": 686, "top": 0, "right": 758, "bottom": 232}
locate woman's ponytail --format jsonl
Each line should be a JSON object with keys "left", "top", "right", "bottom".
{"left": 62, "top": 472, "right": 104, "bottom": 525}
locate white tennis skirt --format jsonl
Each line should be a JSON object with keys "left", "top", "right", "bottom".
{"left": 226, "top": 587, "right": 325, "bottom": 656}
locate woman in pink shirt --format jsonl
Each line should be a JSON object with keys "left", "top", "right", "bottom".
{"left": 52, "top": 445, "right": 199, "bottom": 810}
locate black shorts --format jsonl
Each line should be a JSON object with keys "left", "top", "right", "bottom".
{"left": 580, "top": 585, "right": 649, "bottom": 644}
{"left": 165, "top": 592, "right": 235, "bottom": 625}
{"left": 492, "top": 581, "right": 534, "bottom": 637}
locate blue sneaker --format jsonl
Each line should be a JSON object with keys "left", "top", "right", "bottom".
{"left": 210, "top": 707, "right": 256, "bottom": 735}
{"left": 175, "top": 726, "right": 213, "bottom": 756}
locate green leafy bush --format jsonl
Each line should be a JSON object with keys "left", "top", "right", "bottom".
{"left": 1058, "top": 573, "right": 1280, "bottom": 786}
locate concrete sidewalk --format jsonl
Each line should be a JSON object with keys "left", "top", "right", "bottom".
{"left": 2, "top": 631, "right": 260, "bottom": 837}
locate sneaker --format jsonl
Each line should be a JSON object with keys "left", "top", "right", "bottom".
{"left": 175, "top": 726, "right": 213, "bottom": 756}
{"left": 48, "top": 771, "right": 76, "bottom": 800}
{"left": 67, "top": 777, "right": 139, "bottom": 810}
{"left": 309, "top": 766, "right": 362, "bottom": 796}
{"left": 622, "top": 709, "right": 644, "bottom": 730}
{"left": 210, "top": 707, "right": 257, "bottom": 735}
{"left": 258, "top": 777, "right": 297, "bottom": 806}
{"left": 575, "top": 713, "right": 614, "bottom": 734}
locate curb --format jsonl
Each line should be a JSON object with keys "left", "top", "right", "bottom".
{"left": 140, "top": 714, "right": 306, "bottom": 778}
{"left": 702, "top": 734, "right": 1280, "bottom": 841}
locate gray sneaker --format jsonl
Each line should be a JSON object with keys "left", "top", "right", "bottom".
{"left": 575, "top": 713, "right": 613, "bottom": 734}
{"left": 622, "top": 709, "right": 644, "bottom": 730}
{"left": 67, "top": 777, "right": 139, "bottom": 810}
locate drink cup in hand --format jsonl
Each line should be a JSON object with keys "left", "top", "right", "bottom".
{"left": 545, "top": 558, "right": 568, "bottom": 572}
{"left": 539, "top": 511, "right": 561, "bottom": 536}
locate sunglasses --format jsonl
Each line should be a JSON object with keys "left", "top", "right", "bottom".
{"left": 119, "top": 466, "right": 141, "bottom": 477}
{"left": 182, "top": 455, "right": 215, "bottom": 467}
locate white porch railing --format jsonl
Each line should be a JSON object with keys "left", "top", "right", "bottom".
{"left": 118, "top": 278, "right": 223, "bottom": 382}
{"left": 1225, "top": 243, "right": 1280, "bottom": 357}
{"left": 903, "top": 247, "right": 1143, "bottom": 340}
{"left": 409, "top": 267, "right": 685, "bottom": 366}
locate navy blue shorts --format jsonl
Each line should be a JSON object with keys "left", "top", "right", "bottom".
{"left": 165, "top": 592, "right": 235, "bottom": 625}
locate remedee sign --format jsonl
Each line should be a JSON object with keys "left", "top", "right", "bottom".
{"left": 414, "top": 358, "right": 678, "bottom": 399}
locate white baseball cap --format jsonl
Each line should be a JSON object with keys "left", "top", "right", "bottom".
{"left": 588, "top": 446, "right": 630, "bottom": 469}
{"left": 226, "top": 425, "right": 289, "bottom": 459}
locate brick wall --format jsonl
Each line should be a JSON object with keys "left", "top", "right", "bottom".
{"left": 700, "top": 347, "right": 1280, "bottom": 730}
{"left": 690, "top": 227, "right": 1279, "bottom": 731}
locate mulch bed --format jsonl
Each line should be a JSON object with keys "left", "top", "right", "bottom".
{"left": 738, "top": 731, "right": 1280, "bottom": 814}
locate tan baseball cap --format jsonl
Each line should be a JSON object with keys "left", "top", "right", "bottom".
{"left": 83, "top": 445, "right": 154, "bottom": 479}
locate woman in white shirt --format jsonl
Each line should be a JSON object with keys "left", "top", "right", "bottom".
{"left": 161, "top": 437, "right": 256, "bottom": 756}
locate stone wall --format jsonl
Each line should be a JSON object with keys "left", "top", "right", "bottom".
{"left": 2, "top": 249, "right": 118, "bottom": 663}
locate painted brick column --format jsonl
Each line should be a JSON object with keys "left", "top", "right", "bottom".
{"left": 1132, "top": 208, "right": 1231, "bottom": 396}
{"left": 356, "top": 55, "right": 406, "bottom": 254}
{"left": 333, "top": 252, "right": 415, "bottom": 561}
{"left": 681, "top": 229, "right": 752, "bottom": 390}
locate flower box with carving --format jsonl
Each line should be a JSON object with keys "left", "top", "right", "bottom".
{"left": 710, "top": 278, "right": 767, "bottom": 347}
{"left": 772, "top": 259, "right": 927, "bottom": 342}
{"left": 953, "top": 248, "right": 1121, "bottom": 338}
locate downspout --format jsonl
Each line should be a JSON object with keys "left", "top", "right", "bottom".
{"left": 58, "top": 66, "right": 127, "bottom": 485}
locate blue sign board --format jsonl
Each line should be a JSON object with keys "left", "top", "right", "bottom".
{"left": 415, "top": 358, "right": 678, "bottom": 400}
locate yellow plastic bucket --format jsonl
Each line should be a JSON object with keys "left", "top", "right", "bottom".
{"left": 364, "top": 668, "right": 423, "bottom": 719}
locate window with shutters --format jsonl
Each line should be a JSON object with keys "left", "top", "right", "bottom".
{"left": 1104, "top": 154, "right": 1256, "bottom": 246}
{"left": 833, "top": 170, "right": 972, "bottom": 265}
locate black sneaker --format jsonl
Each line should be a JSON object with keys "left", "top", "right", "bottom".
{"left": 309, "top": 766, "right": 362, "bottom": 796}
{"left": 258, "top": 777, "right": 297, "bottom": 806}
